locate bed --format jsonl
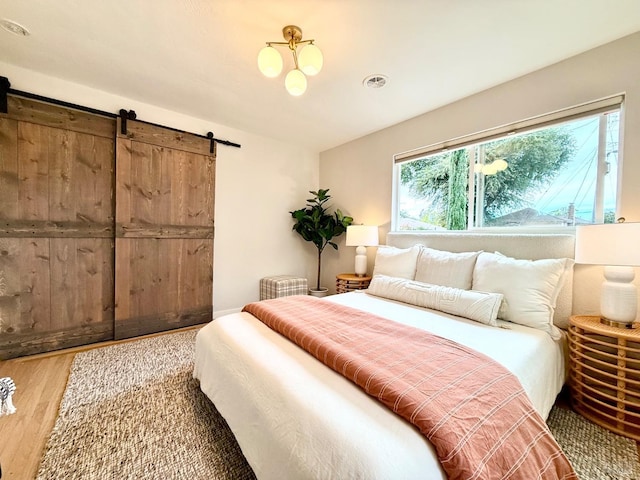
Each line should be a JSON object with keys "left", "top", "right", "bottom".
{"left": 194, "top": 232, "right": 576, "bottom": 479}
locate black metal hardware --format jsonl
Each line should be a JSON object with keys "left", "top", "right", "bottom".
{"left": 119, "top": 109, "right": 128, "bottom": 135}
{"left": 0, "top": 76, "right": 11, "bottom": 114}
{"left": 5, "top": 82, "right": 115, "bottom": 118}
{"left": 1, "top": 75, "right": 241, "bottom": 149}
{"left": 118, "top": 109, "right": 137, "bottom": 135}
{"left": 207, "top": 131, "right": 241, "bottom": 152}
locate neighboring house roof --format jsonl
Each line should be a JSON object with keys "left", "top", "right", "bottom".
{"left": 398, "top": 218, "right": 446, "bottom": 231}
{"left": 486, "top": 207, "right": 591, "bottom": 227}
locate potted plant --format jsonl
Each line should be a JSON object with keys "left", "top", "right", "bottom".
{"left": 290, "top": 189, "right": 353, "bottom": 296}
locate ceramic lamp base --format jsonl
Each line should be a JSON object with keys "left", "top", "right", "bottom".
{"left": 354, "top": 246, "right": 367, "bottom": 276}
{"left": 601, "top": 265, "right": 637, "bottom": 326}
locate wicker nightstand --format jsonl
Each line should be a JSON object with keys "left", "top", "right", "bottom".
{"left": 568, "top": 315, "right": 640, "bottom": 440}
{"left": 336, "top": 273, "right": 371, "bottom": 294}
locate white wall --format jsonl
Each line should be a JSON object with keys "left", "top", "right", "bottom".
{"left": 0, "top": 61, "right": 319, "bottom": 316}
{"left": 320, "top": 32, "right": 640, "bottom": 318}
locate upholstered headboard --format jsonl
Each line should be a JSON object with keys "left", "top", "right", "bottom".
{"left": 386, "top": 232, "right": 575, "bottom": 329}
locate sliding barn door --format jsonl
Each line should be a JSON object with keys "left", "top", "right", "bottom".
{"left": 114, "top": 118, "right": 215, "bottom": 339}
{"left": 0, "top": 96, "right": 115, "bottom": 359}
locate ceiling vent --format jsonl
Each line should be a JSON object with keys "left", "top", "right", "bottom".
{"left": 363, "top": 74, "right": 388, "bottom": 89}
{"left": 0, "top": 19, "right": 30, "bottom": 36}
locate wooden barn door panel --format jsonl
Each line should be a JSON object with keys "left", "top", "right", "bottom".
{"left": 0, "top": 238, "right": 51, "bottom": 351}
{"left": 0, "top": 96, "right": 115, "bottom": 359}
{"left": 48, "top": 238, "right": 114, "bottom": 336}
{"left": 115, "top": 118, "right": 214, "bottom": 339}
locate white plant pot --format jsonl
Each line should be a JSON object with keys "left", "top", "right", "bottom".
{"left": 308, "top": 288, "right": 329, "bottom": 298}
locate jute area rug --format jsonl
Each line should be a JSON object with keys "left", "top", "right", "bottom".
{"left": 37, "top": 329, "right": 640, "bottom": 480}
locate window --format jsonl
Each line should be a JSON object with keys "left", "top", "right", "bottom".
{"left": 394, "top": 97, "right": 622, "bottom": 231}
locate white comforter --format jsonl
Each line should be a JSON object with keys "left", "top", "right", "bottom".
{"left": 193, "top": 292, "right": 566, "bottom": 480}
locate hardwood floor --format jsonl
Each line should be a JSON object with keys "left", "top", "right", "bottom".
{"left": 0, "top": 352, "right": 74, "bottom": 480}
{"left": 0, "top": 325, "right": 203, "bottom": 480}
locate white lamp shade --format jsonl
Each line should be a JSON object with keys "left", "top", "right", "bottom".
{"left": 298, "top": 43, "right": 323, "bottom": 76}
{"left": 285, "top": 69, "right": 307, "bottom": 96}
{"left": 258, "top": 45, "right": 283, "bottom": 78}
{"left": 346, "top": 225, "right": 379, "bottom": 247}
{"left": 575, "top": 223, "right": 640, "bottom": 325}
{"left": 346, "top": 226, "right": 378, "bottom": 277}
{"left": 575, "top": 223, "right": 640, "bottom": 266}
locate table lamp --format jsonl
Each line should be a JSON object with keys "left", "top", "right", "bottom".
{"left": 575, "top": 222, "right": 640, "bottom": 327}
{"left": 345, "top": 225, "right": 379, "bottom": 277}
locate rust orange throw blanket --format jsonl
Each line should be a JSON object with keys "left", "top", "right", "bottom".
{"left": 243, "top": 296, "right": 576, "bottom": 480}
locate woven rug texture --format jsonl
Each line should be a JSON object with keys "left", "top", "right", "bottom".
{"left": 36, "top": 329, "right": 640, "bottom": 479}
{"left": 36, "top": 330, "right": 255, "bottom": 480}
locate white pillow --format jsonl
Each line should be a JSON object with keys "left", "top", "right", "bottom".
{"left": 552, "top": 258, "right": 575, "bottom": 329}
{"left": 368, "top": 274, "right": 503, "bottom": 326}
{"left": 414, "top": 247, "right": 480, "bottom": 290}
{"left": 372, "top": 245, "right": 421, "bottom": 280}
{"left": 472, "top": 252, "right": 569, "bottom": 339}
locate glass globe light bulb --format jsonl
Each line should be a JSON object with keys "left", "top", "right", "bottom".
{"left": 298, "top": 43, "right": 323, "bottom": 76}
{"left": 493, "top": 159, "right": 509, "bottom": 171}
{"left": 482, "top": 163, "right": 498, "bottom": 175}
{"left": 285, "top": 69, "right": 307, "bottom": 96}
{"left": 258, "top": 45, "right": 283, "bottom": 78}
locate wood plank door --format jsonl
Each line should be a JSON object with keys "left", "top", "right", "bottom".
{"left": 114, "top": 118, "right": 215, "bottom": 339}
{"left": 0, "top": 96, "right": 116, "bottom": 359}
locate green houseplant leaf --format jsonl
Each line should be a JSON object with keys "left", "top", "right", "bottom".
{"left": 290, "top": 189, "right": 353, "bottom": 290}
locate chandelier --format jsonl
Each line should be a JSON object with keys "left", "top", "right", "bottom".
{"left": 474, "top": 159, "right": 508, "bottom": 175}
{"left": 257, "top": 25, "right": 323, "bottom": 96}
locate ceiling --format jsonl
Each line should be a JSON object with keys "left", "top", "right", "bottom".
{"left": 1, "top": 0, "right": 639, "bottom": 152}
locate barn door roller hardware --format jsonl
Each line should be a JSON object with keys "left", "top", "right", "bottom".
{"left": 119, "top": 109, "right": 137, "bottom": 135}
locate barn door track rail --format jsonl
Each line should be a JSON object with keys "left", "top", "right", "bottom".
{"left": 0, "top": 76, "right": 241, "bottom": 150}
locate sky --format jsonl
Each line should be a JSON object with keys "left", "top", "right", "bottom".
{"left": 533, "top": 113, "right": 618, "bottom": 220}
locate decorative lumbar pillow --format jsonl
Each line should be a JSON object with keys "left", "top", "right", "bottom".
{"left": 414, "top": 247, "right": 481, "bottom": 290}
{"left": 472, "top": 252, "right": 570, "bottom": 339}
{"left": 372, "top": 245, "right": 421, "bottom": 280}
{"left": 367, "top": 274, "right": 503, "bottom": 326}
